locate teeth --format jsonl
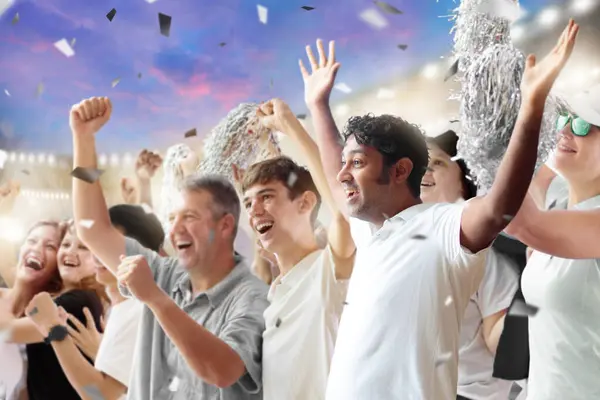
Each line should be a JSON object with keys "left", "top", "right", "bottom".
{"left": 177, "top": 242, "right": 192, "bottom": 247}
{"left": 26, "top": 257, "right": 42, "bottom": 270}
{"left": 256, "top": 223, "right": 274, "bottom": 231}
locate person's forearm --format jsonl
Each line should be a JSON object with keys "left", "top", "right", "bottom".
{"left": 135, "top": 177, "right": 153, "bottom": 208}
{"left": 52, "top": 337, "right": 126, "bottom": 400}
{"left": 148, "top": 291, "right": 245, "bottom": 388}
{"left": 0, "top": 239, "right": 16, "bottom": 288}
{"left": 486, "top": 315, "right": 506, "bottom": 355}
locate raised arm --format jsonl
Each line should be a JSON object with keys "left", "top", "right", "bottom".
{"left": 460, "top": 20, "right": 579, "bottom": 253}
{"left": 70, "top": 97, "right": 126, "bottom": 273}
{"left": 0, "top": 180, "right": 20, "bottom": 287}
{"left": 133, "top": 149, "right": 163, "bottom": 209}
{"left": 300, "top": 40, "right": 348, "bottom": 216}
{"left": 257, "top": 99, "right": 355, "bottom": 279}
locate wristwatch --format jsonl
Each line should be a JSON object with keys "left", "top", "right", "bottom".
{"left": 44, "top": 325, "right": 69, "bottom": 344}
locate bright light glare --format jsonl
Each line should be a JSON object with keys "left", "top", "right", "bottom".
{"left": 48, "top": 154, "right": 56, "bottom": 166}
{"left": 422, "top": 64, "right": 439, "bottom": 79}
{"left": 0, "top": 217, "right": 26, "bottom": 243}
{"left": 593, "top": 68, "right": 600, "bottom": 77}
{"left": 511, "top": 26, "right": 525, "bottom": 41}
{"left": 538, "top": 7, "right": 561, "bottom": 27}
{"left": 571, "top": 0, "right": 597, "bottom": 15}
{"left": 334, "top": 104, "right": 350, "bottom": 116}
{"left": 98, "top": 154, "right": 108, "bottom": 167}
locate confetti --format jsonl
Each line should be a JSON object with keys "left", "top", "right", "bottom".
{"left": 28, "top": 307, "right": 39, "bottom": 316}
{"left": 275, "top": 318, "right": 282, "bottom": 327}
{"left": 287, "top": 172, "right": 298, "bottom": 188}
{"left": 219, "top": 42, "right": 227, "bottom": 47}
{"left": 450, "top": 155, "right": 462, "bottom": 162}
{"left": 11, "top": 12, "right": 18, "bottom": 24}
{"left": 444, "top": 59, "right": 459, "bottom": 82}
{"left": 374, "top": 1, "right": 402, "bottom": 15}
{"left": 334, "top": 83, "right": 352, "bottom": 94}
{"left": 145, "top": 0, "right": 159, "bottom": 3}
{"left": 70, "top": 38, "right": 76, "bottom": 47}
{"left": 168, "top": 377, "right": 180, "bottom": 392}
{"left": 465, "top": 175, "right": 473, "bottom": 182}
{"left": 296, "top": 114, "right": 306, "bottom": 120}
{"left": 377, "top": 88, "right": 395, "bottom": 99}
{"left": 475, "top": 0, "right": 523, "bottom": 22}
{"left": 82, "top": 385, "right": 105, "bottom": 400}
{"left": 54, "top": 38, "right": 75, "bottom": 58}
{"left": 508, "top": 300, "right": 539, "bottom": 318}
{"left": 21, "top": 169, "right": 30, "bottom": 175}
{"left": 79, "top": 219, "right": 95, "bottom": 229}
{"left": 397, "top": 44, "right": 408, "bottom": 50}
{"left": 270, "top": 78, "right": 274, "bottom": 88}
{"left": 449, "top": 119, "right": 460, "bottom": 124}
{"left": 184, "top": 128, "right": 197, "bottom": 138}
{"left": 158, "top": 12, "right": 172, "bottom": 37}
{"left": 444, "top": 296, "right": 453, "bottom": 306}
{"left": 4, "top": 89, "right": 9, "bottom": 97}
{"left": 509, "top": 383, "right": 523, "bottom": 397}
{"left": 411, "top": 234, "right": 427, "bottom": 240}
{"left": 70, "top": 167, "right": 104, "bottom": 184}
{"left": 257, "top": 5, "right": 268, "bottom": 24}
{"left": 301, "top": 6, "right": 315, "bottom": 11}
{"left": 106, "top": 8, "right": 116, "bottom": 22}
{"left": 359, "top": 9, "right": 388, "bottom": 30}
{"left": 137, "top": 72, "right": 142, "bottom": 79}
{"left": 435, "top": 352, "right": 452, "bottom": 367}
{"left": 0, "top": 0, "right": 14, "bottom": 18}
{"left": 0, "top": 150, "right": 6, "bottom": 169}
{"left": 36, "top": 83, "right": 44, "bottom": 98}
{"left": 111, "top": 78, "right": 121, "bottom": 88}
{"left": 502, "top": 214, "right": 514, "bottom": 222}
{"left": 140, "top": 203, "right": 153, "bottom": 214}
{"left": 548, "top": 199, "right": 557, "bottom": 210}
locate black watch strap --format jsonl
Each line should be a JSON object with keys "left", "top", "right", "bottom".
{"left": 44, "top": 325, "right": 69, "bottom": 344}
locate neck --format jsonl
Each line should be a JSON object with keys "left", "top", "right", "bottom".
{"left": 274, "top": 235, "right": 320, "bottom": 276}
{"left": 189, "top": 251, "right": 237, "bottom": 295}
{"left": 568, "top": 178, "right": 600, "bottom": 207}
{"left": 106, "top": 284, "right": 126, "bottom": 305}
{"left": 8, "top": 281, "right": 37, "bottom": 317}
{"left": 373, "top": 194, "right": 421, "bottom": 229}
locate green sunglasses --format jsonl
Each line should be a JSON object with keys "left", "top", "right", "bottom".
{"left": 556, "top": 114, "right": 592, "bottom": 137}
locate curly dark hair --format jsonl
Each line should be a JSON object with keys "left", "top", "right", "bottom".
{"left": 342, "top": 114, "right": 429, "bottom": 198}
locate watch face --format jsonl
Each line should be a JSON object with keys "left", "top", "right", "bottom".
{"left": 48, "top": 325, "right": 69, "bottom": 342}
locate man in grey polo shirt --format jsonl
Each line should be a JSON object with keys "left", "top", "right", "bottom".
{"left": 69, "top": 96, "right": 269, "bottom": 399}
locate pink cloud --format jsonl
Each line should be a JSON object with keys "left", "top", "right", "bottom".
{"left": 73, "top": 81, "right": 94, "bottom": 91}
{"left": 211, "top": 79, "right": 256, "bottom": 110}
{"left": 175, "top": 74, "right": 211, "bottom": 99}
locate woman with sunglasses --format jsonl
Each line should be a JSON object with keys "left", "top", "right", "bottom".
{"left": 505, "top": 86, "right": 600, "bottom": 399}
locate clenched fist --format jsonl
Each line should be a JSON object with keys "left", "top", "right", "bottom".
{"left": 256, "top": 98, "right": 297, "bottom": 134}
{"left": 69, "top": 97, "right": 112, "bottom": 137}
{"left": 26, "top": 292, "right": 63, "bottom": 337}
{"left": 116, "top": 255, "right": 161, "bottom": 304}
{"left": 135, "top": 149, "right": 163, "bottom": 181}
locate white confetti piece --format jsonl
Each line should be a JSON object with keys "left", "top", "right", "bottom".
{"left": 140, "top": 203, "right": 153, "bottom": 214}
{"left": 377, "top": 88, "right": 395, "bottom": 99}
{"left": 111, "top": 78, "right": 121, "bottom": 88}
{"left": 70, "top": 38, "right": 76, "bottom": 48}
{"left": 435, "top": 352, "right": 452, "bottom": 367}
{"left": 334, "top": 83, "right": 352, "bottom": 94}
{"left": 508, "top": 300, "right": 539, "bottom": 318}
{"left": 0, "top": 150, "right": 6, "bottom": 169}
{"left": 450, "top": 155, "right": 462, "bottom": 162}
{"left": 286, "top": 172, "right": 298, "bottom": 188}
{"left": 145, "top": 0, "right": 159, "bottom": 3}
{"left": 36, "top": 83, "right": 44, "bottom": 98}
{"left": 257, "top": 5, "right": 268, "bottom": 24}
{"left": 79, "top": 219, "right": 95, "bottom": 229}
{"left": 359, "top": 8, "right": 388, "bottom": 30}
{"left": 0, "top": 0, "right": 15, "bottom": 18}
{"left": 168, "top": 377, "right": 180, "bottom": 392}
{"left": 444, "top": 296, "right": 453, "bottom": 306}
{"left": 3, "top": 89, "right": 9, "bottom": 97}
{"left": 475, "top": 0, "right": 524, "bottom": 22}
{"left": 54, "top": 38, "right": 75, "bottom": 58}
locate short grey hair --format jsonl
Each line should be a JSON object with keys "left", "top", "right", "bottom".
{"left": 180, "top": 174, "right": 241, "bottom": 239}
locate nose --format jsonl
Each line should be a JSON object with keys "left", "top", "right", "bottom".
{"left": 336, "top": 162, "right": 352, "bottom": 184}
{"left": 248, "top": 200, "right": 265, "bottom": 218}
{"left": 169, "top": 216, "right": 186, "bottom": 236}
{"left": 559, "top": 125, "right": 575, "bottom": 141}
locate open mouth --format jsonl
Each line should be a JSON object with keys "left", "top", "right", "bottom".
{"left": 175, "top": 241, "right": 192, "bottom": 251}
{"left": 255, "top": 222, "right": 274, "bottom": 235}
{"left": 421, "top": 181, "right": 435, "bottom": 188}
{"left": 25, "top": 256, "right": 43, "bottom": 271}
{"left": 62, "top": 259, "right": 80, "bottom": 268}
{"left": 344, "top": 188, "right": 359, "bottom": 200}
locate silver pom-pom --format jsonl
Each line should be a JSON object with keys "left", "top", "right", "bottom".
{"left": 198, "top": 103, "right": 281, "bottom": 181}
{"left": 457, "top": 44, "right": 559, "bottom": 189}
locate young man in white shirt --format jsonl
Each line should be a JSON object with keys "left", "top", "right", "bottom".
{"left": 241, "top": 99, "right": 355, "bottom": 400}
{"left": 298, "top": 23, "right": 577, "bottom": 399}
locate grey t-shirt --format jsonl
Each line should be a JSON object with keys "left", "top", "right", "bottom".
{"left": 123, "top": 238, "right": 269, "bottom": 400}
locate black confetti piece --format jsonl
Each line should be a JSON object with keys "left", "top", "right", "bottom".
{"left": 28, "top": 307, "right": 39, "bottom": 316}
{"left": 411, "top": 234, "right": 427, "bottom": 240}
{"left": 449, "top": 119, "right": 460, "bottom": 124}
{"left": 296, "top": 114, "right": 306, "bottom": 120}
{"left": 106, "top": 8, "right": 117, "bottom": 22}
{"left": 374, "top": 1, "right": 403, "bottom": 14}
{"left": 275, "top": 318, "right": 281, "bottom": 328}
{"left": 82, "top": 385, "right": 105, "bottom": 400}
{"left": 70, "top": 167, "right": 104, "bottom": 184}
{"left": 508, "top": 299, "right": 539, "bottom": 318}
{"left": 444, "top": 59, "right": 459, "bottom": 82}
{"left": 343, "top": 301, "right": 348, "bottom": 305}
{"left": 158, "top": 13, "right": 172, "bottom": 37}
{"left": 510, "top": 383, "right": 523, "bottom": 398}
{"left": 137, "top": 72, "right": 142, "bottom": 79}
{"left": 548, "top": 199, "right": 557, "bottom": 210}
{"left": 184, "top": 128, "right": 197, "bottom": 138}
{"left": 21, "top": 169, "right": 30, "bottom": 175}
{"left": 12, "top": 13, "right": 19, "bottom": 25}
{"left": 397, "top": 44, "right": 408, "bottom": 50}
{"left": 301, "top": 6, "right": 315, "bottom": 11}
{"left": 219, "top": 42, "right": 227, "bottom": 47}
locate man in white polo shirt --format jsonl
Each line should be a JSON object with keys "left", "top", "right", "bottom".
{"left": 298, "top": 21, "right": 577, "bottom": 399}
{"left": 241, "top": 98, "right": 355, "bottom": 400}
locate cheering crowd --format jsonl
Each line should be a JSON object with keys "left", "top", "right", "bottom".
{"left": 1, "top": 17, "right": 599, "bottom": 400}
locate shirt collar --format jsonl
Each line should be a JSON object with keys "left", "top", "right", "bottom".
{"left": 383, "top": 203, "right": 436, "bottom": 226}
{"left": 173, "top": 252, "right": 246, "bottom": 308}
{"left": 572, "top": 194, "right": 600, "bottom": 210}
{"left": 268, "top": 248, "right": 322, "bottom": 301}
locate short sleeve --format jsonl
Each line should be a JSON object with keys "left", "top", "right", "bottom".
{"left": 218, "top": 289, "right": 269, "bottom": 394}
{"left": 476, "top": 250, "right": 519, "bottom": 318}
{"left": 431, "top": 202, "right": 489, "bottom": 267}
{"left": 55, "top": 290, "right": 104, "bottom": 333}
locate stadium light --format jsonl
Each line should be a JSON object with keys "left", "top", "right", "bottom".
{"left": 537, "top": 7, "right": 561, "bottom": 27}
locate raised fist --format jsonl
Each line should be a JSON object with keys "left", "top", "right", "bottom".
{"left": 69, "top": 97, "right": 112, "bottom": 137}
{"left": 120, "top": 177, "right": 137, "bottom": 204}
{"left": 135, "top": 149, "right": 163, "bottom": 181}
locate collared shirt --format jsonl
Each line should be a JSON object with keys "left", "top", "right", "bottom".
{"left": 123, "top": 238, "right": 269, "bottom": 400}
{"left": 328, "top": 202, "right": 488, "bottom": 400}
{"left": 262, "top": 246, "right": 348, "bottom": 400}
{"left": 522, "top": 179, "right": 600, "bottom": 400}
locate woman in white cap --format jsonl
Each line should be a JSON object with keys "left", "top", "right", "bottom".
{"left": 506, "top": 85, "right": 600, "bottom": 399}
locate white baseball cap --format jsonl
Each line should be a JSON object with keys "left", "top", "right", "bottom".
{"left": 562, "top": 85, "right": 600, "bottom": 127}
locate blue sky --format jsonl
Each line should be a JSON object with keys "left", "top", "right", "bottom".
{"left": 0, "top": 0, "right": 553, "bottom": 154}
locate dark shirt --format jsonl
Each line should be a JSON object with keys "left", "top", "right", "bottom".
{"left": 26, "top": 289, "right": 104, "bottom": 400}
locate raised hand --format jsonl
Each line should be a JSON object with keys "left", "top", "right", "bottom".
{"left": 521, "top": 19, "right": 579, "bottom": 105}
{"left": 120, "top": 177, "right": 137, "bottom": 204}
{"left": 66, "top": 307, "right": 103, "bottom": 361}
{"left": 135, "top": 149, "right": 163, "bottom": 181}
{"left": 256, "top": 98, "right": 296, "bottom": 134}
{"left": 116, "top": 255, "right": 160, "bottom": 304}
{"left": 300, "top": 39, "right": 341, "bottom": 107}
{"left": 231, "top": 164, "right": 246, "bottom": 193}
{"left": 69, "top": 97, "right": 112, "bottom": 137}
{"left": 0, "top": 180, "right": 21, "bottom": 215}
{"left": 26, "top": 292, "right": 62, "bottom": 337}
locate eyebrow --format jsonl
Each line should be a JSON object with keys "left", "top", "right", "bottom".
{"left": 243, "top": 188, "right": 277, "bottom": 203}
{"left": 345, "top": 149, "right": 366, "bottom": 157}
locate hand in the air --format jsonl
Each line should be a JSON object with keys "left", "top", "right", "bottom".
{"left": 256, "top": 99, "right": 296, "bottom": 134}
{"left": 69, "top": 97, "right": 112, "bottom": 137}
{"left": 135, "top": 149, "right": 163, "bottom": 181}
{"left": 26, "top": 292, "right": 62, "bottom": 337}
{"left": 66, "top": 307, "right": 104, "bottom": 361}
{"left": 231, "top": 164, "right": 246, "bottom": 194}
{"left": 521, "top": 19, "right": 579, "bottom": 105}
{"left": 0, "top": 180, "right": 21, "bottom": 215}
{"left": 256, "top": 239, "right": 278, "bottom": 266}
{"left": 116, "top": 255, "right": 161, "bottom": 304}
{"left": 300, "top": 39, "right": 341, "bottom": 107}
{"left": 120, "top": 177, "right": 137, "bottom": 204}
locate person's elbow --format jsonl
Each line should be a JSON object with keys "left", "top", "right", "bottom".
{"left": 199, "top": 357, "right": 246, "bottom": 389}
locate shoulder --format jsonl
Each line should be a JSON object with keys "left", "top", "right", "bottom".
{"left": 228, "top": 267, "right": 269, "bottom": 310}
{"left": 56, "top": 289, "right": 103, "bottom": 314}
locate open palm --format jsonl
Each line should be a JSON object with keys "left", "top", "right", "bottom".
{"left": 521, "top": 19, "right": 579, "bottom": 103}
{"left": 300, "top": 39, "right": 341, "bottom": 106}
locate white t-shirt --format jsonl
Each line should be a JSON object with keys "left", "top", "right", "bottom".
{"left": 95, "top": 299, "right": 142, "bottom": 387}
{"left": 0, "top": 342, "right": 25, "bottom": 400}
{"left": 522, "top": 193, "right": 600, "bottom": 400}
{"left": 327, "top": 203, "right": 488, "bottom": 400}
{"left": 457, "top": 249, "right": 518, "bottom": 400}
{"left": 263, "top": 246, "right": 347, "bottom": 400}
